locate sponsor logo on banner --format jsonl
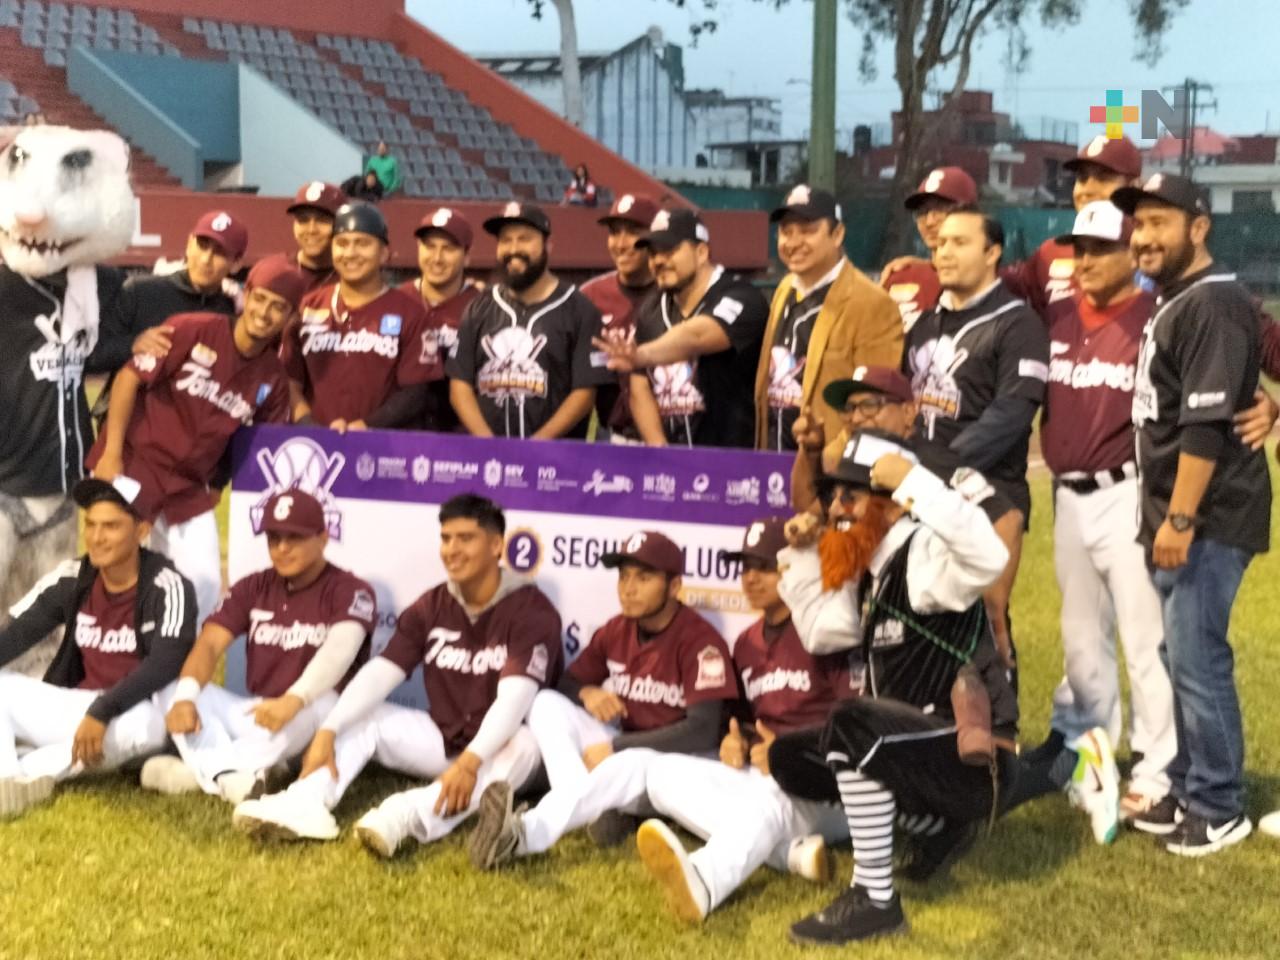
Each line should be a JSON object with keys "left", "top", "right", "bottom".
{"left": 356, "top": 453, "right": 376, "bottom": 481}
{"left": 683, "top": 472, "right": 719, "bottom": 504}
{"left": 484, "top": 459, "right": 503, "bottom": 488}
{"left": 506, "top": 528, "right": 543, "bottom": 574}
{"left": 767, "top": 471, "right": 787, "bottom": 508}
{"left": 535, "top": 465, "right": 576, "bottom": 492}
{"left": 251, "top": 438, "right": 346, "bottom": 540}
{"left": 432, "top": 459, "right": 481, "bottom": 483}
{"left": 642, "top": 473, "right": 676, "bottom": 501}
{"left": 377, "top": 457, "right": 408, "bottom": 480}
{"left": 412, "top": 456, "right": 431, "bottom": 484}
{"left": 726, "top": 477, "right": 760, "bottom": 506}
{"left": 584, "top": 470, "right": 633, "bottom": 496}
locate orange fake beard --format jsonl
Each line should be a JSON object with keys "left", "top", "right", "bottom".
{"left": 819, "top": 495, "right": 897, "bottom": 590}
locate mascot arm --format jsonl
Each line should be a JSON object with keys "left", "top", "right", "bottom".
{"left": 0, "top": 561, "right": 79, "bottom": 669}
{"left": 85, "top": 280, "right": 139, "bottom": 374}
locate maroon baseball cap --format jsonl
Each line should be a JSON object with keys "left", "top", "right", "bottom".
{"left": 192, "top": 210, "right": 249, "bottom": 260}
{"left": 822, "top": 365, "right": 914, "bottom": 411}
{"left": 601, "top": 531, "right": 684, "bottom": 577}
{"left": 286, "top": 181, "right": 347, "bottom": 217}
{"left": 246, "top": 255, "right": 309, "bottom": 311}
{"left": 904, "top": 167, "right": 978, "bottom": 211}
{"left": 598, "top": 193, "right": 660, "bottom": 229}
{"left": 261, "top": 490, "right": 326, "bottom": 537}
{"left": 1064, "top": 135, "right": 1142, "bottom": 180}
{"left": 415, "top": 206, "right": 474, "bottom": 250}
{"left": 722, "top": 517, "right": 788, "bottom": 567}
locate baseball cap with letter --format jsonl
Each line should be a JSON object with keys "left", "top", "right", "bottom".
{"left": 721, "top": 517, "right": 788, "bottom": 567}
{"left": 904, "top": 167, "right": 978, "bottom": 211}
{"left": 192, "top": 210, "right": 248, "bottom": 260}
{"left": 260, "top": 490, "right": 327, "bottom": 537}
{"left": 483, "top": 200, "right": 552, "bottom": 237}
{"left": 598, "top": 193, "right": 660, "bottom": 230}
{"left": 286, "top": 181, "right": 347, "bottom": 218}
{"left": 73, "top": 474, "right": 146, "bottom": 519}
{"left": 770, "top": 184, "right": 842, "bottom": 224}
{"left": 601, "top": 531, "right": 684, "bottom": 577}
{"left": 636, "top": 208, "right": 710, "bottom": 252}
{"left": 1111, "top": 172, "right": 1211, "bottom": 219}
{"left": 333, "top": 202, "right": 389, "bottom": 244}
{"left": 822, "top": 365, "right": 914, "bottom": 412}
{"left": 245, "top": 255, "right": 309, "bottom": 311}
{"left": 1055, "top": 200, "right": 1134, "bottom": 246}
{"left": 415, "top": 207, "right": 474, "bottom": 250}
{"left": 1063, "top": 135, "right": 1142, "bottom": 180}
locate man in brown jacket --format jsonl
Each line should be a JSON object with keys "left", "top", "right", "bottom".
{"left": 754, "top": 186, "right": 902, "bottom": 452}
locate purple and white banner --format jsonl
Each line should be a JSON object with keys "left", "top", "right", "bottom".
{"left": 226, "top": 426, "right": 793, "bottom": 703}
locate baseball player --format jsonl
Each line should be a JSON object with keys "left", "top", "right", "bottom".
{"left": 579, "top": 193, "right": 660, "bottom": 442}
{"left": 397, "top": 207, "right": 480, "bottom": 431}
{"left": 231, "top": 495, "right": 562, "bottom": 856}
{"left": 596, "top": 209, "right": 769, "bottom": 448}
{"left": 87, "top": 259, "right": 305, "bottom": 624}
{"left": 282, "top": 202, "right": 440, "bottom": 432}
{"left": 468, "top": 531, "right": 738, "bottom": 866}
{"left": 285, "top": 181, "right": 347, "bottom": 293}
{"left": 769, "top": 430, "right": 1018, "bottom": 945}
{"left": 138, "top": 490, "right": 376, "bottom": 806}
{"left": 903, "top": 206, "right": 1049, "bottom": 671}
{"left": 0, "top": 476, "right": 196, "bottom": 818}
{"left": 447, "top": 202, "right": 610, "bottom": 440}
{"left": 879, "top": 167, "right": 977, "bottom": 331}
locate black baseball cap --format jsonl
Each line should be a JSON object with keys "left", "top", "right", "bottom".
{"left": 827, "top": 429, "right": 918, "bottom": 491}
{"left": 484, "top": 200, "right": 552, "bottom": 237}
{"left": 73, "top": 475, "right": 144, "bottom": 518}
{"left": 770, "top": 184, "right": 843, "bottom": 224}
{"left": 636, "top": 208, "right": 710, "bottom": 252}
{"left": 1111, "top": 172, "right": 1210, "bottom": 219}
{"left": 333, "top": 202, "right": 389, "bottom": 244}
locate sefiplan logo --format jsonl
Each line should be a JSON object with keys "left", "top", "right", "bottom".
{"left": 1089, "top": 88, "right": 1189, "bottom": 140}
{"left": 252, "top": 438, "right": 346, "bottom": 540}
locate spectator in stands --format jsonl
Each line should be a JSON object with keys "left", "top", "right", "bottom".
{"left": 363, "top": 140, "right": 402, "bottom": 196}
{"left": 448, "top": 202, "right": 610, "bottom": 440}
{"left": 398, "top": 207, "right": 481, "bottom": 432}
{"left": 562, "top": 164, "right": 598, "bottom": 207}
{"left": 595, "top": 208, "right": 768, "bottom": 449}
{"left": 755, "top": 185, "right": 903, "bottom": 453}
{"left": 285, "top": 181, "right": 347, "bottom": 293}
{"left": 341, "top": 171, "right": 384, "bottom": 204}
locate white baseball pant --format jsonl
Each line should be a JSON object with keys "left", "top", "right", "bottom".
{"left": 526, "top": 688, "right": 619, "bottom": 790}
{"left": 171, "top": 684, "right": 337, "bottom": 795}
{"left": 148, "top": 509, "right": 222, "bottom": 627}
{"left": 1050, "top": 478, "right": 1175, "bottom": 798}
{"left": 0, "top": 673, "right": 170, "bottom": 780}
{"left": 282, "top": 701, "right": 541, "bottom": 844}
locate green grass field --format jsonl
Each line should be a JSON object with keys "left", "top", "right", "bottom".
{"left": 6, "top": 470, "right": 1280, "bottom": 960}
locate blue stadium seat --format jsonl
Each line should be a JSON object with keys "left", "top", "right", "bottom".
{"left": 206, "top": 34, "right": 224, "bottom": 50}
{"left": 183, "top": 17, "right": 199, "bottom": 33}
{"left": 42, "top": 47, "right": 64, "bottom": 66}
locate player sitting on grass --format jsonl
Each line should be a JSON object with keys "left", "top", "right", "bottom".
{"left": 140, "top": 490, "right": 376, "bottom": 806}
{"left": 0, "top": 476, "right": 196, "bottom": 818}
{"left": 231, "top": 495, "right": 562, "bottom": 856}
{"left": 470, "top": 519, "right": 856, "bottom": 924}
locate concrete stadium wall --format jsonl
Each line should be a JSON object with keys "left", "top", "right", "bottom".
{"left": 237, "top": 65, "right": 363, "bottom": 198}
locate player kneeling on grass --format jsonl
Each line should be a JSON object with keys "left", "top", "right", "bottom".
{"left": 469, "top": 531, "right": 737, "bottom": 865}
{"left": 0, "top": 477, "right": 196, "bottom": 818}
{"left": 768, "top": 430, "right": 1018, "bottom": 946}
{"left": 141, "top": 490, "right": 376, "bottom": 805}
{"left": 86, "top": 259, "right": 307, "bottom": 624}
{"left": 232, "top": 495, "right": 562, "bottom": 854}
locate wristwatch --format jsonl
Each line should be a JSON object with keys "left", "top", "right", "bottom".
{"left": 1168, "top": 512, "right": 1196, "bottom": 533}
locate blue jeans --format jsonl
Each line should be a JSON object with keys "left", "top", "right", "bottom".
{"left": 1151, "top": 539, "right": 1251, "bottom": 821}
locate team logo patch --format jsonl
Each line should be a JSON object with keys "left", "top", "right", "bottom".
{"left": 786, "top": 184, "right": 811, "bottom": 206}
{"left": 211, "top": 212, "right": 232, "bottom": 232}
{"left": 432, "top": 208, "right": 453, "bottom": 226}
{"left": 712, "top": 297, "right": 744, "bottom": 325}
{"left": 273, "top": 495, "right": 295, "bottom": 521}
{"left": 1086, "top": 135, "right": 1107, "bottom": 157}
{"left": 923, "top": 169, "right": 945, "bottom": 192}
{"left": 305, "top": 181, "right": 325, "bottom": 201}
{"left": 503, "top": 201, "right": 522, "bottom": 217}
{"left": 255, "top": 383, "right": 272, "bottom": 405}
{"left": 379, "top": 314, "right": 403, "bottom": 336}
{"left": 527, "top": 643, "right": 549, "bottom": 683}
{"left": 650, "top": 210, "right": 671, "bottom": 232}
{"left": 191, "top": 343, "right": 217, "bottom": 367}
{"left": 694, "top": 645, "right": 727, "bottom": 691}
{"left": 1145, "top": 173, "right": 1163, "bottom": 192}
{"left": 617, "top": 194, "right": 635, "bottom": 213}
{"left": 626, "top": 532, "right": 647, "bottom": 552}
{"left": 745, "top": 521, "right": 765, "bottom": 547}
{"left": 348, "top": 589, "right": 375, "bottom": 620}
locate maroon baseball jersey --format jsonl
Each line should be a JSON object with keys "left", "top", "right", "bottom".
{"left": 288, "top": 252, "right": 338, "bottom": 295}
{"left": 1001, "top": 238, "right": 1076, "bottom": 319}
{"left": 569, "top": 605, "right": 737, "bottom": 733}
{"left": 380, "top": 582, "right": 563, "bottom": 754}
{"left": 280, "top": 284, "right": 441, "bottom": 426}
{"left": 85, "top": 311, "right": 292, "bottom": 524}
{"left": 882, "top": 261, "right": 941, "bottom": 333}
{"left": 580, "top": 270, "right": 655, "bottom": 433}
{"left": 732, "top": 617, "right": 860, "bottom": 735}
{"left": 76, "top": 577, "right": 140, "bottom": 691}
{"left": 1041, "top": 289, "right": 1154, "bottom": 476}
{"left": 207, "top": 563, "right": 377, "bottom": 699}
{"left": 396, "top": 279, "right": 481, "bottom": 431}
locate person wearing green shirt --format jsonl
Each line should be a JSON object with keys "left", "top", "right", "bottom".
{"left": 364, "top": 141, "right": 402, "bottom": 195}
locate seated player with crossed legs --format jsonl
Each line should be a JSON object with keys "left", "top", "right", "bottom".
{"left": 0, "top": 477, "right": 196, "bottom": 817}
{"left": 140, "top": 491, "right": 376, "bottom": 806}
{"left": 468, "top": 531, "right": 737, "bottom": 864}
{"left": 232, "top": 495, "right": 562, "bottom": 855}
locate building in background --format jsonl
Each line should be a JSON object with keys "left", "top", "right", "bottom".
{"left": 1144, "top": 130, "right": 1280, "bottom": 213}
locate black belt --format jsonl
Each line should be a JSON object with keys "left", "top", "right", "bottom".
{"left": 1056, "top": 465, "right": 1134, "bottom": 495}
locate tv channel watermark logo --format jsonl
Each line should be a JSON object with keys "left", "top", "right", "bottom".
{"left": 1090, "top": 89, "right": 1188, "bottom": 140}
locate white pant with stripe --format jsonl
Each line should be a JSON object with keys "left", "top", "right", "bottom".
{"left": 148, "top": 509, "right": 222, "bottom": 628}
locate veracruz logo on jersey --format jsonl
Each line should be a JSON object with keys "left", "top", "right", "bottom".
{"left": 650, "top": 361, "right": 704, "bottom": 418}
{"left": 1049, "top": 340, "right": 1135, "bottom": 392}
{"left": 741, "top": 665, "right": 813, "bottom": 702}
{"left": 75, "top": 613, "right": 137, "bottom": 653}
{"left": 477, "top": 327, "right": 549, "bottom": 400}
{"left": 298, "top": 313, "right": 400, "bottom": 360}
{"left": 247, "top": 609, "right": 329, "bottom": 650}
{"left": 174, "top": 361, "right": 256, "bottom": 423}
{"left": 603, "top": 658, "right": 685, "bottom": 707}
{"left": 29, "top": 313, "right": 93, "bottom": 386}
{"left": 766, "top": 346, "right": 805, "bottom": 410}
{"left": 422, "top": 626, "right": 508, "bottom": 675}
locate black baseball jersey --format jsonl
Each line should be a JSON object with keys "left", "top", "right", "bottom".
{"left": 904, "top": 283, "right": 1048, "bottom": 514}
{"left": 633, "top": 266, "right": 767, "bottom": 448}
{"left": 1132, "top": 267, "right": 1271, "bottom": 553}
{"left": 764, "top": 279, "right": 835, "bottom": 452}
{"left": 446, "top": 280, "right": 611, "bottom": 439}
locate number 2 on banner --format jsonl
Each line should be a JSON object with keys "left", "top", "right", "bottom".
{"left": 505, "top": 529, "right": 542, "bottom": 574}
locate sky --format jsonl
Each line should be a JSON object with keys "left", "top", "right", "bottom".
{"left": 407, "top": 0, "right": 1280, "bottom": 147}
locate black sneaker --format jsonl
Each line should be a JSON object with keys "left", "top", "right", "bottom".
{"left": 587, "top": 810, "right": 639, "bottom": 848}
{"left": 789, "top": 886, "right": 908, "bottom": 946}
{"left": 898, "top": 820, "right": 980, "bottom": 883}
{"left": 1165, "top": 812, "right": 1252, "bottom": 857}
{"left": 1020, "top": 729, "right": 1066, "bottom": 766}
{"left": 1129, "top": 794, "right": 1185, "bottom": 836}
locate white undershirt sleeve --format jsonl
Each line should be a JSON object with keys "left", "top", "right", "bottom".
{"left": 285, "top": 620, "right": 368, "bottom": 706}
{"left": 318, "top": 657, "right": 407, "bottom": 735}
{"left": 464, "top": 676, "right": 539, "bottom": 762}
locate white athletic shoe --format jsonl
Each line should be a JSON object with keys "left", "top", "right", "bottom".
{"left": 636, "top": 819, "right": 711, "bottom": 923}
{"left": 1068, "top": 727, "right": 1120, "bottom": 845}
{"left": 1259, "top": 810, "right": 1280, "bottom": 839}
{"left": 232, "top": 791, "right": 339, "bottom": 842}
{"left": 787, "top": 833, "right": 832, "bottom": 883}
{"left": 354, "top": 805, "right": 409, "bottom": 859}
{"left": 0, "top": 775, "right": 55, "bottom": 819}
{"left": 216, "top": 771, "right": 263, "bottom": 806}
{"left": 140, "top": 756, "right": 200, "bottom": 795}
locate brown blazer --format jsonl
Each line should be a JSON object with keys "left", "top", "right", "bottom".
{"left": 753, "top": 259, "right": 903, "bottom": 450}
